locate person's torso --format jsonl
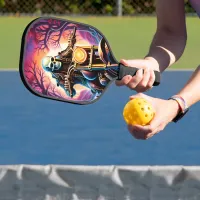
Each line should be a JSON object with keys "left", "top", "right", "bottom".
{"left": 189, "top": 0, "right": 200, "bottom": 17}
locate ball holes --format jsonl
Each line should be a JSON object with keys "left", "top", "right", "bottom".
{"left": 141, "top": 108, "right": 144, "bottom": 111}
{"left": 145, "top": 114, "right": 148, "bottom": 117}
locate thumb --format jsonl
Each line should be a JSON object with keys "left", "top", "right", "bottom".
{"left": 133, "top": 115, "right": 160, "bottom": 135}
{"left": 149, "top": 114, "right": 161, "bottom": 131}
{"left": 130, "top": 112, "right": 160, "bottom": 134}
{"left": 120, "top": 59, "right": 146, "bottom": 69}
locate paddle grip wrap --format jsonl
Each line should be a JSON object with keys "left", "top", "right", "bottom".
{"left": 117, "top": 63, "right": 160, "bottom": 86}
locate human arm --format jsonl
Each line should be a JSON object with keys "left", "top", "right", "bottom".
{"left": 145, "top": 0, "right": 187, "bottom": 72}
{"left": 116, "top": 0, "right": 187, "bottom": 91}
{"left": 128, "top": 66, "right": 200, "bottom": 140}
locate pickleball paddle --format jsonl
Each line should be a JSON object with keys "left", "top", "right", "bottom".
{"left": 19, "top": 17, "right": 160, "bottom": 105}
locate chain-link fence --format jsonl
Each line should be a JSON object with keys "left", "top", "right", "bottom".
{"left": 0, "top": 0, "right": 195, "bottom": 16}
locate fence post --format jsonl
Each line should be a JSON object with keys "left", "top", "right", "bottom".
{"left": 116, "top": 0, "right": 122, "bottom": 16}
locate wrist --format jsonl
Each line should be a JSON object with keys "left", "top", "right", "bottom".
{"left": 168, "top": 95, "right": 189, "bottom": 123}
{"left": 168, "top": 99, "right": 182, "bottom": 120}
{"left": 145, "top": 46, "right": 176, "bottom": 72}
{"left": 144, "top": 56, "right": 160, "bottom": 72}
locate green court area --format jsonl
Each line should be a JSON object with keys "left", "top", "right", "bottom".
{"left": 0, "top": 16, "right": 199, "bottom": 69}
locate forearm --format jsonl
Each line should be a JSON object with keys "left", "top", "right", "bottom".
{"left": 145, "top": 30, "right": 187, "bottom": 72}
{"left": 145, "top": 0, "right": 187, "bottom": 73}
{"left": 176, "top": 66, "right": 200, "bottom": 107}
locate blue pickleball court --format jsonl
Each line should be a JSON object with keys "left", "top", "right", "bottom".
{"left": 0, "top": 70, "right": 199, "bottom": 165}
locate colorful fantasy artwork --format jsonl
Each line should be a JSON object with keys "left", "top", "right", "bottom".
{"left": 20, "top": 17, "right": 119, "bottom": 104}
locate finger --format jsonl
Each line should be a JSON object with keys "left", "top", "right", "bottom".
{"left": 137, "top": 125, "right": 159, "bottom": 140}
{"left": 131, "top": 121, "right": 158, "bottom": 136}
{"left": 130, "top": 125, "right": 151, "bottom": 140}
{"left": 143, "top": 117, "right": 163, "bottom": 139}
{"left": 147, "top": 69, "right": 155, "bottom": 89}
{"left": 146, "top": 128, "right": 159, "bottom": 139}
{"left": 133, "top": 130, "right": 151, "bottom": 140}
{"left": 127, "top": 124, "right": 134, "bottom": 133}
{"left": 149, "top": 117, "right": 161, "bottom": 132}
{"left": 132, "top": 125, "right": 152, "bottom": 134}
{"left": 115, "top": 75, "right": 132, "bottom": 86}
{"left": 128, "top": 125, "right": 140, "bottom": 139}
{"left": 134, "top": 68, "right": 152, "bottom": 93}
{"left": 129, "top": 93, "right": 145, "bottom": 101}
{"left": 138, "top": 68, "right": 151, "bottom": 88}
{"left": 134, "top": 85, "right": 150, "bottom": 93}
{"left": 120, "top": 59, "right": 130, "bottom": 66}
{"left": 127, "top": 69, "right": 143, "bottom": 89}
{"left": 128, "top": 125, "right": 146, "bottom": 140}
{"left": 120, "top": 59, "right": 146, "bottom": 69}
{"left": 134, "top": 132, "right": 147, "bottom": 140}
{"left": 116, "top": 59, "right": 146, "bottom": 87}
{"left": 146, "top": 123, "right": 166, "bottom": 139}
{"left": 129, "top": 122, "right": 161, "bottom": 140}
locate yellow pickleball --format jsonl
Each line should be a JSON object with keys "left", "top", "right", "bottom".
{"left": 123, "top": 98, "right": 155, "bottom": 126}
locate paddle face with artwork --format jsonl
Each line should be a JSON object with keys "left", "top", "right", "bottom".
{"left": 20, "top": 17, "right": 160, "bottom": 105}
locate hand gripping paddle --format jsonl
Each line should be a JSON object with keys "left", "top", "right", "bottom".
{"left": 19, "top": 17, "right": 160, "bottom": 105}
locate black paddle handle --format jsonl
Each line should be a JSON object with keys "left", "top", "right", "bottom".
{"left": 117, "top": 63, "right": 161, "bottom": 86}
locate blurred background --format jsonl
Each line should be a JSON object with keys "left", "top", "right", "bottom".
{"left": 0, "top": 1, "right": 200, "bottom": 165}
{"left": 0, "top": 0, "right": 200, "bottom": 70}
{"left": 0, "top": 0, "right": 196, "bottom": 16}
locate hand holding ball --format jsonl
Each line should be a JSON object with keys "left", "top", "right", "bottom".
{"left": 123, "top": 98, "right": 155, "bottom": 126}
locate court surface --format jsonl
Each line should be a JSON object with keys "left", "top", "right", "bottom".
{"left": 0, "top": 70, "right": 199, "bottom": 165}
